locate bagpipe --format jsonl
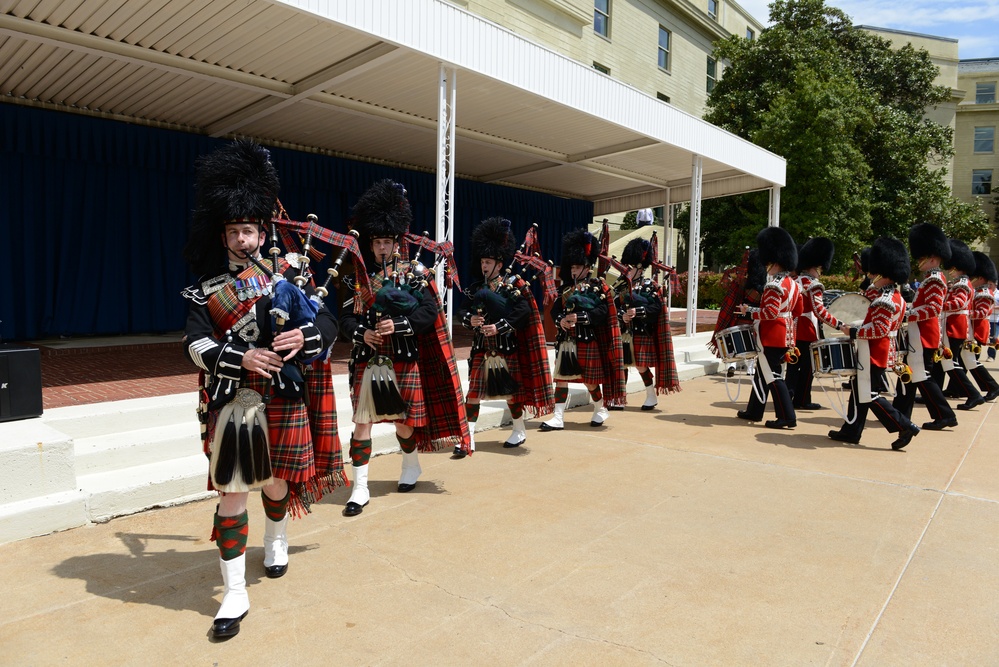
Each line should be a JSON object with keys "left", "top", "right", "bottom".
{"left": 211, "top": 207, "right": 363, "bottom": 494}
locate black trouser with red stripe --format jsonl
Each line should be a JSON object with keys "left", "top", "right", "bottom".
{"left": 932, "top": 336, "right": 984, "bottom": 401}
{"left": 893, "top": 349, "right": 956, "bottom": 422}
{"left": 839, "top": 365, "right": 915, "bottom": 440}
{"left": 743, "top": 346, "right": 795, "bottom": 422}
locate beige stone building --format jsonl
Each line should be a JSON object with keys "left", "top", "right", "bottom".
{"left": 955, "top": 58, "right": 999, "bottom": 241}
{"left": 453, "top": 0, "right": 764, "bottom": 119}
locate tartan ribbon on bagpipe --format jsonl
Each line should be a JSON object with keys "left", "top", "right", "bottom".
{"left": 513, "top": 251, "right": 557, "bottom": 309}
{"left": 404, "top": 231, "right": 461, "bottom": 291}
{"left": 710, "top": 247, "right": 750, "bottom": 357}
{"left": 648, "top": 231, "right": 681, "bottom": 297}
{"left": 596, "top": 219, "right": 611, "bottom": 278}
{"left": 596, "top": 280, "right": 628, "bottom": 405}
{"left": 270, "top": 211, "right": 370, "bottom": 295}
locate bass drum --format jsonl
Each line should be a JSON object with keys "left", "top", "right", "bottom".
{"left": 824, "top": 293, "right": 870, "bottom": 338}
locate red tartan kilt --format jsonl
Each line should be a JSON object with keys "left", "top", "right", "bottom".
{"left": 576, "top": 339, "right": 608, "bottom": 386}
{"left": 350, "top": 359, "right": 427, "bottom": 427}
{"left": 631, "top": 331, "right": 657, "bottom": 368}
{"left": 204, "top": 373, "right": 315, "bottom": 485}
{"left": 466, "top": 351, "right": 521, "bottom": 401}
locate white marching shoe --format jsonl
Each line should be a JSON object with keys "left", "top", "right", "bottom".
{"left": 454, "top": 421, "right": 475, "bottom": 458}
{"left": 262, "top": 514, "right": 288, "bottom": 578}
{"left": 590, "top": 399, "right": 609, "bottom": 426}
{"left": 540, "top": 401, "right": 566, "bottom": 431}
{"left": 398, "top": 450, "right": 422, "bottom": 492}
{"left": 213, "top": 554, "right": 249, "bottom": 639}
{"left": 342, "top": 464, "right": 369, "bottom": 517}
{"left": 504, "top": 417, "right": 527, "bottom": 448}
{"left": 641, "top": 385, "right": 658, "bottom": 411}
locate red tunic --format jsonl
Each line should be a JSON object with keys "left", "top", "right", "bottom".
{"left": 970, "top": 286, "right": 994, "bottom": 344}
{"left": 796, "top": 274, "right": 840, "bottom": 342}
{"left": 942, "top": 277, "right": 973, "bottom": 341}
{"left": 751, "top": 273, "right": 802, "bottom": 347}
{"left": 856, "top": 286, "right": 905, "bottom": 368}
{"left": 906, "top": 269, "right": 946, "bottom": 350}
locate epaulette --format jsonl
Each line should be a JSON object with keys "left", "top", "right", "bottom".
{"left": 872, "top": 290, "right": 899, "bottom": 313}
{"left": 765, "top": 275, "right": 786, "bottom": 296}
{"left": 922, "top": 270, "right": 946, "bottom": 287}
{"left": 805, "top": 278, "right": 824, "bottom": 293}
{"left": 182, "top": 273, "right": 230, "bottom": 305}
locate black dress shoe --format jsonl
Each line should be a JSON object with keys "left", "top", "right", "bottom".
{"left": 764, "top": 419, "right": 796, "bottom": 429}
{"left": 921, "top": 417, "right": 958, "bottom": 430}
{"left": 342, "top": 501, "right": 368, "bottom": 517}
{"left": 957, "top": 396, "right": 986, "bottom": 410}
{"left": 212, "top": 611, "right": 247, "bottom": 639}
{"left": 398, "top": 482, "right": 417, "bottom": 493}
{"left": 503, "top": 437, "right": 525, "bottom": 448}
{"left": 891, "top": 424, "right": 920, "bottom": 450}
{"left": 986, "top": 388, "right": 999, "bottom": 402}
{"left": 736, "top": 410, "right": 761, "bottom": 421}
{"left": 452, "top": 446, "right": 467, "bottom": 459}
{"left": 264, "top": 564, "right": 288, "bottom": 579}
{"left": 640, "top": 404, "right": 656, "bottom": 411}
{"left": 538, "top": 422, "right": 563, "bottom": 432}
{"left": 797, "top": 403, "right": 822, "bottom": 411}
{"left": 828, "top": 429, "right": 861, "bottom": 445}
{"left": 607, "top": 405, "right": 625, "bottom": 411}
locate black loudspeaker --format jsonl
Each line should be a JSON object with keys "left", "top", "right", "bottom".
{"left": 0, "top": 345, "right": 43, "bottom": 422}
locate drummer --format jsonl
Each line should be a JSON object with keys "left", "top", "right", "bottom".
{"left": 891, "top": 223, "right": 957, "bottom": 430}
{"left": 785, "top": 237, "right": 841, "bottom": 411}
{"left": 829, "top": 237, "right": 920, "bottom": 450}
{"left": 934, "top": 239, "right": 987, "bottom": 410}
{"left": 736, "top": 227, "right": 801, "bottom": 429}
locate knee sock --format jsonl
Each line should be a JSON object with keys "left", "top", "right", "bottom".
{"left": 214, "top": 510, "right": 248, "bottom": 561}
{"left": 349, "top": 438, "right": 372, "bottom": 466}
{"left": 261, "top": 488, "right": 290, "bottom": 522}
{"left": 397, "top": 432, "right": 417, "bottom": 454}
{"left": 554, "top": 386, "right": 569, "bottom": 404}
{"left": 508, "top": 402, "right": 524, "bottom": 419}
{"left": 639, "top": 369, "right": 654, "bottom": 387}
{"left": 588, "top": 386, "right": 603, "bottom": 402}
{"left": 466, "top": 403, "right": 480, "bottom": 423}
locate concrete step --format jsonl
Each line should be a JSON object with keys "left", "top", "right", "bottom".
{"left": 43, "top": 393, "right": 197, "bottom": 439}
{"left": 77, "top": 454, "right": 212, "bottom": 523}
{"left": 0, "top": 490, "right": 89, "bottom": 543}
{"left": 74, "top": 422, "right": 203, "bottom": 475}
{"left": 0, "top": 421, "right": 77, "bottom": 505}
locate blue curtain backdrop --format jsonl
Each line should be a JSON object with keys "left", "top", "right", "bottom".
{"left": 0, "top": 104, "right": 591, "bottom": 341}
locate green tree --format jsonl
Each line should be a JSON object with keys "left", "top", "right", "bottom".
{"left": 701, "top": 0, "right": 990, "bottom": 271}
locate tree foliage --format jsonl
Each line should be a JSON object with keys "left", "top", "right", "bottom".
{"left": 700, "top": 0, "right": 990, "bottom": 271}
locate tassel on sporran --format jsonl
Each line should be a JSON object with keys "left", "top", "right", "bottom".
{"left": 621, "top": 331, "right": 634, "bottom": 367}
{"left": 483, "top": 350, "right": 517, "bottom": 400}
{"left": 210, "top": 388, "right": 274, "bottom": 493}
{"left": 554, "top": 338, "right": 583, "bottom": 381}
{"left": 354, "top": 355, "right": 407, "bottom": 423}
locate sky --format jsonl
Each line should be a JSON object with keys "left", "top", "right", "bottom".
{"left": 737, "top": 0, "right": 999, "bottom": 59}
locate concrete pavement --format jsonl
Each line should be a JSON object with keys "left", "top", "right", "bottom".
{"left": 2, "top": 372, "right": 998, "bottom": 665}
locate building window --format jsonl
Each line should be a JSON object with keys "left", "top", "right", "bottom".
{"left": 708, "top": 0, "right": 718, "bottom": 20}
{"left": 706, "top": 56, "right": 717, "bottom": 93}
{"left": 593, "top": 62, "right": 610, "bottom": 75}
{"left": 977, "top": 82, "right": 996, "bottom": 104}
{"left": 975, "top": 127, "right": 995, "bottom": 153}
{"left": 594, "top": 0, "right": 609, "bottom": 37}
{"left": 657, "top": 92, "right": 671, "bottom": 104}
{"left": 658, "top": 27, "right": 671, "bottom": 71}
{"left": 746, "top": 28, "right": 755, "bottom": 40}
{"left": 972, "top": 169, "right": 993, "bottom": 195}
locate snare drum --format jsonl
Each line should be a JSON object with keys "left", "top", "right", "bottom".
{"left": 811, "top": 338, "right": 857, "bottom": 377}
{"left": 714, "top": 324, "right": 759, "bottom": 363}
{"left": 825, "top": 293, "right": 870, "bottom": 338}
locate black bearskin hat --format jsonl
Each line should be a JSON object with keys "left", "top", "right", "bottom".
{"left": 621, "top": 238, "right": 654, "bottom": 268}
{"left": 869, "top": 237, "right": 910, "bottom": 285}
{"left": 746, "top": 248, "right": 766, "bottom": 294}
{"left": 352, "top": 179, "right": 412, "bottom": 242}
{"left": 560, "top": 228, "right": 600, "bottom": 279}
{"left": 183, "top": 139, "right": 280, "bottom": 276}
{"left": 796, "top": 237, "right": 834, "bottom": 273}
{"left": 756, "top": 227, "right": 797, "bottom": 271}
{"left": 908, "top": 223, "right": 951, "bottom": 264}
{"left": 471, "top": 217, "right": 516, "bottom": 267}
{"left": 972, "top": 251, "right": 998, "bottom": 283}
{"left": 944, "top": 239, "right": 975, "bottom": 275}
